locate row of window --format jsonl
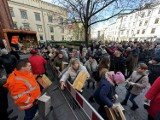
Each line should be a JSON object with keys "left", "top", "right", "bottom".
{"left": 139, "top": 18, "right": 159, "bottom": 26}
{"left": 13, "top": 22, "right": 64, "bottom": 33}
{"left": 9, "top": 7, "right": 64, "bottom": 23}
{"left": 123, "top": 9, "right": 160, "bottom": 21}
{"left": 108, "top": 27, "right": 156, "bottom": 36}
{"left": 136, "top": 28, "right": 156, "bottom": 34}
{"left": 39, "top": 35, "right": 64, "bottom": 41}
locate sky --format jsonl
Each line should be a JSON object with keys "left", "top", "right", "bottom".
{"left": 42, "top": 0, "right": 113, "bottom": 30}
{"left": 42, "top": 0, "right": 52, "bottom": 3}
{"left": 42, "top": 0, "right": 156, "bottom": 31}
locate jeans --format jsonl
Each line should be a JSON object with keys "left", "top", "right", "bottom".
{"left": 124, "top": 91, "right": 138, "bottom": 106}
{"left": 24, "top": 104, "right": 38, "bottom": 120}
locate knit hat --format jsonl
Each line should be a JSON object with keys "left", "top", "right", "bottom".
{"left": 114, "top": 72, "right": 125, "bottom": 84}
{"left": 30, "top": 49, "right": 37, "bottom": 54}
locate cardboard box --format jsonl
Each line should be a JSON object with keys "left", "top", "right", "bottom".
{"left": 37, "top": 75, "right": 52, "bottom": 88}
{"left": 72, "top": 71, "right": 88, "bottom": 92}
{"left": 38, "top": 93, "right": 51, "bottom": 119}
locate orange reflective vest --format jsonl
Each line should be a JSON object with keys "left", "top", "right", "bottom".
{"left": 4, "top": 69, "right": 41, "bottom": 110}
{"left": 11, "top": 36, "right": 19, "bottom": 44}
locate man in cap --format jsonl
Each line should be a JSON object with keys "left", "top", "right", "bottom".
{"left": 28, "top": 49, "right": 47, "bottom": 75}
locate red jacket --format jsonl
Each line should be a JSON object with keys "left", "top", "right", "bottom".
{"left": 145, "top": 77, "right": 160, "bottom": 118}
{"left": 29, "top": 55, "right": 47, "bottom": 75}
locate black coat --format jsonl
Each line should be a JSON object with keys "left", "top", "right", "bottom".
{"left": 110, "top": 55, "right": 126, "bottom": 75}
{"left": 0, "top": 54, "right": 17, "bottom": 75}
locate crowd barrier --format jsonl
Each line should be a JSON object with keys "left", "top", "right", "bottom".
{"left": 49, "top": 60, "right": 103, "bottom": 120}
{"left": 65, "top": 81, "right": 104, "bottom": 120}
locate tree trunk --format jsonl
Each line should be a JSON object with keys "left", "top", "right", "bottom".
{"left": 84, "top": 25, "right": 89, "bottom": 48}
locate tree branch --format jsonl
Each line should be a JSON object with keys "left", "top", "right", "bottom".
{"left": 89, "top": 0, "right": 116, "bottom": 18}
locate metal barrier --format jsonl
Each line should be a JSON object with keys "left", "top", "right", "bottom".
{"left": 49, "top": 60, "right": 104, "bottom": 120}
{"left": 65, "top": 81, "right": 104, "bottom": 120}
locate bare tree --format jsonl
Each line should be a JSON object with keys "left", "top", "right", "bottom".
{"left": 52, "top": 0, "right": 157, "bottom": 47}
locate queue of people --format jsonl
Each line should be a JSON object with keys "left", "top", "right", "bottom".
{"left": 0, "top": 39, "right": 160, "bottom": 120}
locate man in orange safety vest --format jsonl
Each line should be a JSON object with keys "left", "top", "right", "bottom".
{"left": 4, "top": 59, "right": 41, "bottom": 120}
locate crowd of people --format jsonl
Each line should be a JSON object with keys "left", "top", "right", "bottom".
{"left": 0, "top": 40, "right": 160, "bottom": 120}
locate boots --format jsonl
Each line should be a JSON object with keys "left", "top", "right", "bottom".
{"left": 121, "top": 100, "right": 127, "bottom": 105}
{"left": 131, "top": 104, "right": 139, "bottom": 111}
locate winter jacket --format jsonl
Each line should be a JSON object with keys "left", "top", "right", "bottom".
{"left": 4, "top": 69, "right": 41, "bottom": 110}
{"left": 110, "top": 55, "right": 126, "bottom": 75}
{"left": 0, "top": 66, "right": 7, "bottom": 87}
{"left": 93, "top": 77, "right": 115, "bottom": 108}
{"left": 148, "top": 63, "right": 160, "bottom": 85}
{"left": 128, "top": 71, "right": 148, "bottom": 95}
{"left": 84, "top": 59, "right": 98, "bottom": 76}
{"left": 29, "top": 55, "right": 47, "bottom": 75}
{"left": 145, "top": 77, "right": 160, "bottom": 118}
{"left": 0, "top": 54, "right": 17, "bottom": 75}
{"left": 53, "top": 56, "right": 64, "bottom": 71}
{"left": 126, "top": 54, "right": 138, "bottom": 71}
{"left": 60, "top": 64, "right": 90, "bottom": 83}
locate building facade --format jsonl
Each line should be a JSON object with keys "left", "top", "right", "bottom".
{"left": 8, "top": 0, "right": 68, "bottom": 41}
{"left": 0, "top": 0, "right": 13, "bottom": 39}
{"left": 104, "top": 4, "right": 160, "bottom": 42}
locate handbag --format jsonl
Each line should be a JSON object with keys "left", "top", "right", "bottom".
{"left": 125, "top": 84, "right": 133, "bottom": 91}
{"left": 125, "top": 75, "right": 145, "bottom": 91}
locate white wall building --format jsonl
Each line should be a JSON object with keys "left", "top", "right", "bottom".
{"left": 8, "top": 0, "right": 69, "bottom": 41}
{"left": 104, "top": 4, "right": 160, "bottom": 41}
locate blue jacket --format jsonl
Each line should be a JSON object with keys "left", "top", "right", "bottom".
{"left": 93, "top": 77, "right": 115, "bottom": 108}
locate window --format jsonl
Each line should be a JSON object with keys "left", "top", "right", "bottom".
{"left": 133, "top": 22, "right": 135, "bottom": 26}
{"left": 155, "top": 18, "right": 159, "bottom": 24}
{"left": 123, "top": 17, "right": 126, "bottom": 21}
{"left": 40, "top": 35, "right": 43, "bottom": 40}
{"left": 139, "top": 21, "right": 142, "bottom": 26}
{"left": 13, "top": 22, "right": 18, "bottom": 29}
{"left": 23, "top": 23, "right": 30, "bottom": 30}
{"left": 158, "top": 9, "right": 160, "bottom": 14}
{"left": 137, "top": 30, "right": 140, "bottom": 34}
{"left": 61, "top": 28, "right": 64, "bottom": 33}
{"left": 20, "top": 10, "right": 28, "bottom": 19}
{"left": 141, "top": 12, "right": 145, "bottom": 18}
{"left": 60, "top": 18, "right": 63, "bottom": 25}
{"left": 9, "top": 7, "right": 14, "bottom": 17}
{"left": 37, "top": 25, "right": 43, "bottom": 32}
{"left": 34, "top": 12, "right": 41, "bottom": 21}
{"left": 147, "top": 11, "right": 151, "bottom": 16}
{"left": 144, "top": 20, "right": 148, "bottom": 26}
{"left": 48, "top": 16, "right": 53, "bottom": 23}
{"left": 62, "top": 35, "right": 64, "bottom": 41}
{"left": 49, "top": 26, "right": 54, "bottom": 33}
{"left": 51, "top": 35, "right": 54, "bottom": 40}
{"left": 135, "top": 14, "right": 138, "bottom": 19}
{"left": 142, "top": 29, "right": 145, "bottom": 34}
{"left": 121, "top": 31, "right": 124, "bottom": 35}
{"left": 151, "top": 28, "right": 156, "bottom": 34}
